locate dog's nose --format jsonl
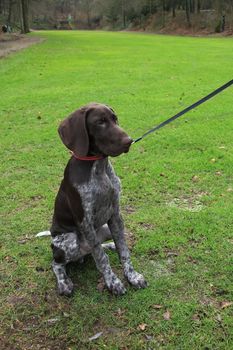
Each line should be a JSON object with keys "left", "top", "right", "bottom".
{"left": 122, "top": 137, "right": 133, "bottom": 153}
{"left": 123, "top": 137, "right": 133, "bottom": 147}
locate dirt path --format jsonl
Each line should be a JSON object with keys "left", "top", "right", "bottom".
{"left": 0, "top": 34, "right": 43, "bottom": 58}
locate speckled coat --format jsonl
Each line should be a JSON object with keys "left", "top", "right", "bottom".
{"left": 50, "top": 103, "right": 147, "bottom": 296}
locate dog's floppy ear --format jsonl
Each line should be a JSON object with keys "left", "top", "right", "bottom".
{"left": 58, "top": 107, "right": 89, "bottom": 157}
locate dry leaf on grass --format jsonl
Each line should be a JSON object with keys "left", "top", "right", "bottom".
{"left": 215, "top": 171, "right": 222, "bottom": 176}
{"left": 145, "top": 334, "right": 153, "bottom": 341}
{"left": 219, "top": 301, "right": 233, "bottom": 309}
{"left": 137, "top": 323, "right": 147, "bottom": 331}
{"left": 114, "top": 308, "right": 125, "bottom": 317}
{"left": 163, "top": 310, "right": 171, "bottom": 320}
{"left": 192, "top": 313, "right": 201, "bottom": 322}
{"left": 216, "top": 314, "right": 222, "bottom": 322}
{"left": 96, "top": 277, "right": 106, "bottom": 292}
{"left": 192, "top": 175, "right": 199, "bottom": 183}
{"left": 152, "top": 304, "right": 163, "bottom": 309}
{"left": 88, "top": 332, "right": 103, "bottom": 341}
{"left": 46, "top": 317, "right": 60, "bottom": 324}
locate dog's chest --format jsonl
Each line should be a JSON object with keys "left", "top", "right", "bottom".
{"left": 78, "top": 162, "right": 120, "bottom": 228}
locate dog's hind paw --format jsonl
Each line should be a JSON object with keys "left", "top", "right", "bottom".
{"left": 57, "top": 278, "right": 74, "bottom": 297}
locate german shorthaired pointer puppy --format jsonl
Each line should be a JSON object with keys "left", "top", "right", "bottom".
{"left": 51, "top": 103, "right": 147, "bottom": 296}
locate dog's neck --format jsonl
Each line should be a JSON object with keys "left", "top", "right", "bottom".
{"left": 71, "top": 152, "right": 105, "bottom": 161}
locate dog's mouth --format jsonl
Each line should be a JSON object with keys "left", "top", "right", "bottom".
{"left": 92, "top": 136, "right": 133, "bottom": 158}
{"left": 108, "top": 143, "right": 132, "bottom": 157}
{"left": 123, "top": 144, "right": 131, "bottom": 153}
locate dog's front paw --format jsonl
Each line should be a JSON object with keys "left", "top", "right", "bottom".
{"left": 105, "top": 273, "right": 126, "bottom": 296}
{"left": 125, "top": 270, "right": 147, "bottom": 289}
{"left": 57, "top": 277, "right": 74, "bottom": 297}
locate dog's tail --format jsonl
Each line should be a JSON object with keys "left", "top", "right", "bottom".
{"left": 36, "top": 230, "right": 51, "bottom": 237}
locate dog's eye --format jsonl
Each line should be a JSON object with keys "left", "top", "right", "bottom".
{"left": 96, "top": 117, "right": 107, "bottom": 125}
{"left": 111, "top": 115, "right": 118, "bottom": 124}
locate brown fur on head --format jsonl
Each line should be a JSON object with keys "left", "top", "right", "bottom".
{"left": 58, "top": 103, "right": 132, "bottom": 157}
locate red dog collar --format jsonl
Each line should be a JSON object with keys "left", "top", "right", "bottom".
{"left": 70, "top": 151, "right": 104, "bottom": 161}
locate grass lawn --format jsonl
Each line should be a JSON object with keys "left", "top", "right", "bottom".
{"left": 0, "top": 30, "right": 233, "bottom": 349}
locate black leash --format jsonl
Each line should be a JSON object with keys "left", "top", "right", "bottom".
{"left": 133, "top": 79, "right": 233, "bottom": 144}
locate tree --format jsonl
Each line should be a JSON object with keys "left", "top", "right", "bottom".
{"left": 21, "top": 0, "right": 30, "bottom": 33}
{"left": 1, "top": 0, "right": 230, "bottom": 34}
{"left": 185, "top": 0, "right": 191, "bottom": 27}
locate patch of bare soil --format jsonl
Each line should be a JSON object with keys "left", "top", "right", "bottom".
{"left": 0, "top": 33, "right": 43, "bottom": 58}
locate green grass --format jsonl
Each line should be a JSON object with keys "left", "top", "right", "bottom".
{"left": 1, "top": 30, "right": 233, "bottom": 349}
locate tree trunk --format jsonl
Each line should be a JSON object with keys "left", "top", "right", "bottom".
{"left": 172, "top": 0, "right": 176, "bottom": 18}
{"left": 149, "top": 0, "right": 153, "bottom": 15}
{"left": 161, "top": 0, "right": 165, "bottom": 27}
{"left": 162, "top": 0, "right": 166, "bottom": 12}
{"left": 18, "top": 0, "right": 24, "bottom": 32}
{"left": 85, "top": 0, "right": 91, "bottom": 28}
{"left": 7, "top": 0, "right": 13, "bottom": 23}
{"left": 87, "top": 11, "right": 90, "bottom": 28}
{"left": 122, "top": 0, "right": 126, "bottom": 28}
{"left": 21, "top": 0, "right": 30, "bottom": 33}
{"left": 190, "top": 0, "right": 194, "bottom": 13}
{"left": 185, "top": 0, "right": 191, "bottom": 27}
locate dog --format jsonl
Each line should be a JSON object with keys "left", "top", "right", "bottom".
{"left": 50, "top": 103, "right": 147, "bottom": 296}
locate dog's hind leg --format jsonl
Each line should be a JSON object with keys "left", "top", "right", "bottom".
{"left": 51, "top": 260, "right": 74, "bottom": 296}
{"left": 97, "top": 224, "right": 116, "bottom": 251}
{"left": 51, "top": 232, "right": 80, "bottom": 296}
{"left": 51, "top": 227, "right": 116, "bottom": 296}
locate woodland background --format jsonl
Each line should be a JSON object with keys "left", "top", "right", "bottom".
{"left": 0, "top": 0, "right": 233, "bottom": 35}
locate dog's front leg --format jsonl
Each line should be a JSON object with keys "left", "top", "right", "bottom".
{"left": 81, "top": 219, "right": 126, "bottom": 295}
{"left": 108, "top": 213, "right": 147, "bottom": 289}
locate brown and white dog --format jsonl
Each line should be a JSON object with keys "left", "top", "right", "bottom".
{"left": 50, "top": 103, "right": 147, "bottom": 296}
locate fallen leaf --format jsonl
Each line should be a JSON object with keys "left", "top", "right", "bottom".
{"left": 88, "top": 332, "right": 103, "bottom": 341}
{"left": 96, "top": 277, "right": 106, "bottom": 292}
{"left": 152, "top": 304, "right": 163, "bottom": 309}
{"left": 219, "top": 301, "right": 233, "bottom": 309}
{"left": 17, "top": 236, "right": 32, "bottom": 244}
{"left": 145, "top": 334, "right": 153, "bottom": 341}
{"left": 114, "top": 308, "right": 125, "bottom": 317}
{"left": 215, "top": 171, "right": 222, "bottom": 176}
{"left": 192, "top": 175, "right": 199, "bottom": 183}
{"left": 192, "top": 313, "right": 200, "bottom": 322}
{"left": 137, "top": 323, "right": 147, "bottom": 331}
{"left": 187, "top": 256, "right": 198, "bottom": 264}
{"left": 166, "top": 251, "right": 179, "bottom": 257}
{"left": 163, "top": 310, "right": 171, "bottom": 320}
{"left": 4, "top": 256, "right": 15, "bottom": 263}
{"left": 46, "top": 317, "right": 60, "bottom": 324}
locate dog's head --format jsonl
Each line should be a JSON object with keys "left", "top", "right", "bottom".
{"left": 58, "top": 103, "right": 133, "bottom": 157}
